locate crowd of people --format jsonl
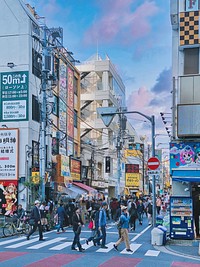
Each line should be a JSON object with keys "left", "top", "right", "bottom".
{"left": 24, "top": 193, "right": 170, "bottom": 252}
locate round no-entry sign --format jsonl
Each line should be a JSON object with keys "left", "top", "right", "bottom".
{"left": 147, "top": 157, "right": 160, "bottom": 170}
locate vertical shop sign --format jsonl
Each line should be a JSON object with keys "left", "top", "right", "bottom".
{"left": 67, "top": 68, "right": 74, "bottom": 139}
{"left": 0, "top": 128, "right": 19, "bottom": 180}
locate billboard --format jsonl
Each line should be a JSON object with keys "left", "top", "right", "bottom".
{"left": 0, "top": 71, "right": 29, "bottom": 121}
{"left": 0, "top": 180, "right": 18, "bottom": 215}
{"left": 67, "top": 68, "right": 74, "bottom": 139}
{"left": 0, "top": 128, "right": 19, "bottom": 180}
{"left": 170, "top": 142, "right": 200, "bottom": 181}
{"left": 70, "top": 158, "right": 81, "bottom": 181}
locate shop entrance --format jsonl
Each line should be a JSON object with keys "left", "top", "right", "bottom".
{"left": 192, "top": 183, "right": 200, "bottom": 239}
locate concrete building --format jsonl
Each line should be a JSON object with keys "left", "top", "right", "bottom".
{"left": 0, "top": 0, "right": 81, "bottom": 212}
{"left": 170, "top": 0, "right": 200, "bottom": 239}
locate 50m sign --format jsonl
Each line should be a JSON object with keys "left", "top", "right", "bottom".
{"left": 0, "top": 71, "right": 29, "bottom": 121}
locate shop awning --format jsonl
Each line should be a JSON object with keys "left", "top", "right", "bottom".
{"left": 172, "top": 169, "right": 200, "bottom": 182}
{"left": 73, "top": 182, "right": 97, "bottom": 194}
{"left": 58, "top": 184, "right": 87, "bottom": 199}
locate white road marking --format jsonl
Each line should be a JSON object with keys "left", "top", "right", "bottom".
{"left": 120, "top": 243, "right": 142, "bottom": 254}
{"left": 145, "top": 250, "right": 160, "bottom": 256}
{"left": 96, "top": 242, "right": 115, "bottom": 253}
{"left": 131, "top": 225, "right": 152, "bottom": 242}
{"left": 49, "top": 241, "right": 72, "bottom": 250}
{"left": 27, "top": 237, "right": 65, "bottom": 249}
{"left": 0, "top": 236, "right": 26, "bottom": 246}
{"left": 6, "top": 237, "right": 40, "bottom": 248}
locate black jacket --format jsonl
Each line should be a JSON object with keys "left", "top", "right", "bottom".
{"left": 72, "top": 212, "right": 83, "bottom": 232}
{"left": 31, "top": 206, "right": 41, "bottom": 222}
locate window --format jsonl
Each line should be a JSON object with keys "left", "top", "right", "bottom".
{"left": 184, "top": 48, "right": 199, "bottom": 75}
{"left": 32, "top": 48, "right": 42, "bottom": 78}
{"left": 32, "top": 95, "right": 40, "bottom": 122}
{"left": 74, "top": 77, "right": 78, "bottom": 95}
{"left": 74, "top": 110, "right": 78, "bottom": 128}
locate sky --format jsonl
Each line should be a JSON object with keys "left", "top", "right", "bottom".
{"left": 26, "top": 0, "right": 172, "bottom": 146}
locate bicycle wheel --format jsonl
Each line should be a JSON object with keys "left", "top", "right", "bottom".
{"left": 3, "top": 223, "right": 15, "bottom": 237}
{"left": 22, "top": 223, "right": 31, "bottom": 234}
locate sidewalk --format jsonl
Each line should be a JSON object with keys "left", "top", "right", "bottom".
{"left": 164, "top": 238, "right": 200, "bottom": 258}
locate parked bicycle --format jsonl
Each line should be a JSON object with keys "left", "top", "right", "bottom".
{"left": 3, "top": 213, "right": 31, "bottom": 237}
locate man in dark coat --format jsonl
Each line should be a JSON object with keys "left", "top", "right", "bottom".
{"left": 56, "top": 202, "right": 67, "bottom": 233}
{"left": 71, "top": 207, "right": 85, "bottom": 252}
{"left": 27, "top": 200, "right": 44, "bottom": 241}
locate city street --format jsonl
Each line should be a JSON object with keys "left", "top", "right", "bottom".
{"left": 0, "top": 217, "right": 200, "bottom": 267}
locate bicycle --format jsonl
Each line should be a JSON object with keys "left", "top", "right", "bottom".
{"left": 3, "top": 214, "right": 31, "bottom": 237}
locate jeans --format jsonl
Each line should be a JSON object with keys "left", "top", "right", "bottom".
{"left": 94, "top": 225, "right": 106, "bottom": 246}
{"left": 57, "top": 217, "right": 64, "bottom": 232}
{"left": 72, "top": 231, "right": 82, "bottom": 250}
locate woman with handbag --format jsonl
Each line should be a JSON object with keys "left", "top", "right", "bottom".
{"left": 71, "top": 207, "right": 85, "bottom": 252}
{"left": 85, "top": 205, "right": 100, "bottom": 245}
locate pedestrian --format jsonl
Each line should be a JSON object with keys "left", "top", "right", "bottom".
{"left": 137, "top": 199, "right": 144, "bottom": 225}
{"left": 56, "top": 201, "right": 66, "bottom": 234}
{"left": 156, "top": 196, "right": 162, "bottom": 215}
{"left": 93, "top": 201, "right": 108, "bottom": 248}
{"left": 129, "top": 202, "right": 137, "bottom": 231}
{"left": 86, "top": 205, "right": 100, "bottom": 245}
{"left": 113, "top": 206, "right": 133, "bottom": 252}
{"left": 147, "top": 199, "right": 153, "bottom": 225}
{"left": 71, "top": 207, "right": 85, "bottom": 252}
{"left": 27, "top": 200, "right": 44, "bottom": 241}
{"left": 39, "top": 201, "right": 49, "bottom": 232}
{"left": 16, "top": 204, "right": 25, "bottom": 230}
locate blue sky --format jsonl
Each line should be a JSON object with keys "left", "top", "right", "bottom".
{"left": 26, "top": 0, "right": 172, "bottom": 144}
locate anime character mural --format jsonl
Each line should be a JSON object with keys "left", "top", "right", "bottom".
{"left": 0, "top": 183, "right": 17, "bottom": 215}
{"left": 170, "top": 142, "right": 200, "bottom": 172}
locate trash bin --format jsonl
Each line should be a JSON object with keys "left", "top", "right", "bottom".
{"left": 158, "top": 225, "right": 167, "bottom": 245}
{"left": 156, "top": 215, "right": 164, "bottom": 226}
{"left": 151, "top": 227, "right": 164, "bottom": 246}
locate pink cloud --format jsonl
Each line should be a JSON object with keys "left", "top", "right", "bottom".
{"left": 127, "top": 87, "right": 152, "bottom": 111}
{"left": 83, "top": 0, "right": 159, "bottom": 45}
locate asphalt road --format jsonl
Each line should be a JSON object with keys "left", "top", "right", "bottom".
{"left": 0, "top": 217, "right": 200, "bottom": 267}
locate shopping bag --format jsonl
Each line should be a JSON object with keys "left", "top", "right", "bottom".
{"left": 88, "top": 220, "right": 94, "bottom": 229}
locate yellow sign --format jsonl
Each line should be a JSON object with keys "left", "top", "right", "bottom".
{"left": 125, "top": 149, "right": 142, "bottom": 158}
{"left": 125, "top": 173, "right": 140, "bottom": 188}
{"left": 31, "top": 172, "right": 40, "bottom": 184}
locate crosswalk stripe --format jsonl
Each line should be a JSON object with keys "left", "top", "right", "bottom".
{"left": 145, "top": 250, "right": 160, "bottom": 257}
{"left": 6, "top": 237, "right": 41, "bottom": 248}
{"left": 120, "top": 243, "right": 142, "bottom": 254}
{"left": 49, "top": 242, "right": 72, "bottom": 250}
{"left": 0, "top": 236, "right": 26, "bottom": 246}
{"left": 27, "top": 237, "right": 65, "bottom": 249}
{"left": 96, "top": 242, "right": 115, "bottom": 253}
{"left": 82, "top": 242, "right": 94, "bottom": 250}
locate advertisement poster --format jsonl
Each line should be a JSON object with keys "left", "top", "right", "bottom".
{"left": 170, "top": 142, "right": 200, "bottom": 181}
{"left": 67, "top": 67, "right": 74, "bottom": 139}
{"left": 70, "top": 158, "right": 81, "bottom": 181}
{"left": 0, "top": 180, "right": 18, "bottom": 215}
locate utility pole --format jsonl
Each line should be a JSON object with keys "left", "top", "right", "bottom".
{"left": 40, "top": 26, "right": 48, "bottom": 201}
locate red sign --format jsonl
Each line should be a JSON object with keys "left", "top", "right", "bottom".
{"left": 147, "top": 157, "right": 160, "bottom": 170}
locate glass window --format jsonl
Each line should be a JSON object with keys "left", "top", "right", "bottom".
{"left": 184, "top": 48, "right": 199, "bottom": 75}
{"left": 32, "top": 95, "right": 40, "bottom": 122}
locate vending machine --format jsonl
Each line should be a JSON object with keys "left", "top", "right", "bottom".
{"left": 170, "top": 196, "right": 194, "bottom": 240}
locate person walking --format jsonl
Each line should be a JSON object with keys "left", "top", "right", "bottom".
{"left": 93, "top": 201, "right": 108, "bottom": 248}
{"left": 147, "top": 199, "right": 153, "bottom": 225}
{"left": 71, "top": 207, "right": 85, "bottom": 252}
{"left": 56, "top": 201, "right": 66, "bottom": 233}
{"left": 113, "top": 206, "right": 133, "bottom": 252}
{"left": 27, "top": 200, "right": 44, "bottom": 241}
{"left": 137, "top": 199, "right": 144, "bottom": 225}
{"left": 129, "top": 202, "right": 137, "bottom": 231}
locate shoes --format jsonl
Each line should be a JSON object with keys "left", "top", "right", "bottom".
{"left": 71, "top": 247, "right": 77, "bottom": 251}
{"left": 86, "top": 239, "right": 89, "bottom": 245}
{"left": 126, "top": 249, "right": 133, "bottom": 252}
{"left": 93, "top": 240, "right": 96, "bottom": 246}
{"left": 79, "top": 248, "right": 85, "bottom": 252}
{"left": 26, "top": 236, "right": 29, "bottom": 240}
{"left": 39, "top": 239, "right": 45, "bottom": 241}
{"left": 113, "top": 244, "right": 118, "bottom": 251}
{"left": 101, "top": 245, "right": 108, "bottom": 249}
